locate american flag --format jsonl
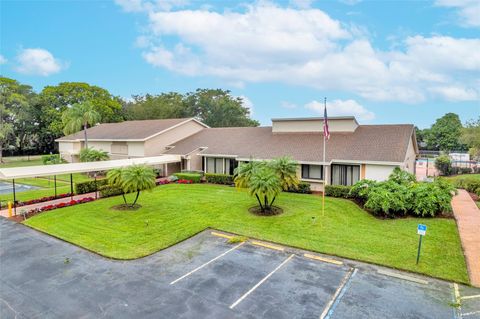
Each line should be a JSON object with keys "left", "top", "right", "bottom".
{"left": 323, "top": 101, "right": 330, "bottom": 140}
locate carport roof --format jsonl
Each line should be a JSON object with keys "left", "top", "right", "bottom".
{"left": 0, "top": 155, "right": 181, "bottom": 179}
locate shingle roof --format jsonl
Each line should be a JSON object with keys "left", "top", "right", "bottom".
{"left": 165, "top": 125, "right": 415, "bottom": 163}
{"left": 57, "top": 118, "right": 196, "bottom": 141}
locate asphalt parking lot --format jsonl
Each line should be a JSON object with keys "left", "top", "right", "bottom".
{"left": 1, "top": 218, "right": 479, "bottom": 318}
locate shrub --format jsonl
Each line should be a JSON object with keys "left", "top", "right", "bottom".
{"left": 287, "top": 182, "right": 311, "bottom": 194}
{"left": 451, "top": 167, "right": 473, "bottom": 175}
{"left": 363, "top": 181, "right": 412, "bottom": 217}
{"left": 453, "top": 177, "right": 480, "bottom": 193}
{"left": 173, "top": 173, "right": 201, "bottom": 183}
{"left": 75, "top": 179, "right": 108, "bottom": 194}
{"left": 388, "top": 167, "right": 416, "bottom": 184}
{"left": 42, "top": 154, "right": 64, "bottom": 165}
{"left": 410, "top": 179, "right": 455, "bottom": 217}
{"left": 205, "top": 173, "right": 234, "bottom": 185}
{"left": 349, "top": 179, "right": 377, "bottom": 201}
{"left": 435, "top": 155, "right": 452, "bottom": 176}
{"left": 99, "top": 185, "right": 125, "bottom": 198}
{"left": 325, "top": 185, "right": 352, "bottom": 198}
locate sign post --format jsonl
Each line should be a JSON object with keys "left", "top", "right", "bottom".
{"left": 416, "top": 224, "right": 427, "bottom": 265}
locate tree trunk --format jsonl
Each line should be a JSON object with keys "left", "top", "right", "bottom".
{"left": 0, "top": 142, "right": 3, "bottom": 163}
{"left": 132, "top": 191, "right": 140, "bottom": 205}
{"left": 255, "top": 194, "right": 264, "bottom": 211}
{"left": 264, "top": 195, "right": 269, "bottom": 211}
{"left": 122, "top": 193, "right": 127, "bottom": 205}
{"left": 269, "top": 196, "right": 276, "bottom": 208}
{"left": 83, "top": 122, "right": 88, "bottom": 149}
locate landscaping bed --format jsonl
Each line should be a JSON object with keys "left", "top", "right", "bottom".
{"left": 24, "top": 183, "right": 468, "bottom": 283}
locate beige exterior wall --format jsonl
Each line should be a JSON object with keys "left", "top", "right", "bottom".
{"left": 88, "top": 141, "right": 112, "bottom": 153}
{"left": 127, "top": 142, "right": 145, "bottom": 157}
{"left": 402, "top": 136, "right": 417, "bottom": 173}
{"left": 272, "top": 118, "right": 358, "bottom": 133}
{"left": 188, "top": 152, "right": 204, "bottom": 171}
{"left": 297, "top": 164, "right": 329, "bottom": 192}
{"left": 59, "top": 141, "right": 82, "bottom": 162}
{"left": 364, "top": 164, "right": 397, "bottom": 181}
{"left": 144, "top": 120, "right": 205, "bottom": 156}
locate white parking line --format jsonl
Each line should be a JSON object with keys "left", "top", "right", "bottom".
{"left": 170, "top": 242, "right": 245, "bottom": 285}
{"left": 229, "top": 254, "right": 295, "bottom": 309}
{"left": 461, "top": 294, "right": 480, "bottom": 300}
{"left": 320, "top": 268, "right": 357, "bottom": 319}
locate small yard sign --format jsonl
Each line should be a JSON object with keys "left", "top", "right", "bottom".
{"left": 417, "top": 224, "right": 427, "bottom": 236}
{"left": 416, "top": 224, "right": 427, "bottom": 264}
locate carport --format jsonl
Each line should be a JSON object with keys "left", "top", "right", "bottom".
{"left": 0, "top": 155, "right": 181, "bottom": 213}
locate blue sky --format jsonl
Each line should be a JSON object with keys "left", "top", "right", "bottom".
{"left": 1, "top": 0, "right": 478, "bottom": 128}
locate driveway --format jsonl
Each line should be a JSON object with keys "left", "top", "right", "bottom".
{"left": 0, "top": 218, "right": 479, "bottom": 318}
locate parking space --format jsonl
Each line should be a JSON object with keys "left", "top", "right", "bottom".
{"left": 1, "top": 218, "right": 479, "bottom": 318}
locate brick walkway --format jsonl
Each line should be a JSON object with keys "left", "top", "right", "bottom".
{"left": 451, "top": 189, "right": 480, "bottom": 287}
{"left": 0, "top": 192, "right": 97, "bottom": 218}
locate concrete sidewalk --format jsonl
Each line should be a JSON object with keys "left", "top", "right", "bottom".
{"left": 452, "top": 189, "right": 480, "bottom": 287}
{"left": 0, "top": 192, "right": 97, "bottom": 218}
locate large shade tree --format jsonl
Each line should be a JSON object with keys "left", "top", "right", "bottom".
{"left": 62, "top": 101, "right": 101, "bottom": 148}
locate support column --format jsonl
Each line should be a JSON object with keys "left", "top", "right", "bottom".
{"left": 94, "top": 174, "right": 98, "bottom": 200}
{"left": 54, "top": 175, "right": 57, "bottom": 198}
{"left": 12, "top": 179, "right": 17, "bottom": 215}
{"left": 70, "top": 174, "right": 74, "bottom": 199}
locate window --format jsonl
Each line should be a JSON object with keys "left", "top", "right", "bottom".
{"left": 205, "top": 157, "right": 237, "bottom": 174}
{"left": 301, "top": 164, "right": 323, "bottom": 180}
{"left": 331, "top": 164, "right": 360, "bottom": 186}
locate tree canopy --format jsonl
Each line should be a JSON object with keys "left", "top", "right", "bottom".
{"left": 417, "top": 113, "right": 468, "bottom": 151}
{"left": 0, "top": 77, "right": 259, "bottom": 158}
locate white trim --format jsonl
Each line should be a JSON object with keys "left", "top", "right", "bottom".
{"left": 300, "top": 178, "right": 324, "bottom": 183}
{"left": 229, "top": 254, "right": 295, "bottom": 309}
{"left": 169, "top": 242, "right": 244, "bottom": 285}
{"left": 202, "top": 154, "right": 238, "bottom": 158}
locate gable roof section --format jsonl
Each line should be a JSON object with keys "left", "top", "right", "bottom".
{"left": 56, "top": 118, "right": 208, "bottom": 142}
{"left": 165, "top": 124, "right": 416, "bottom": 164}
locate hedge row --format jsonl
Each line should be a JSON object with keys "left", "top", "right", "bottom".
{"left": 324, "top": 185, "right": 352, "bottom": 198}
{"left": 75, "top": 179, "right": 108, "bottom": 194}
{"left": 287, "top": 182, "right": 311, "bottom": 194}
{"left": 454, "top": 177, "right": 480, "bottom": 196}
{"left": 173, "top": 173, "right": 202, "bottom": 183}
{"left": 205, "top": 173, "right": 234, "bottom": 185}
{"left": 99, "top": 185, "right": 125, "bottom": 198}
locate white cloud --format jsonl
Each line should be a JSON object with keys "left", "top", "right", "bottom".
{"left": 115, "top": 0, "right": 188, "bottom": 12}
{"left": 0, "top": 54, "right": 7, "bottom": 64}
{"left": 429, "top": 86, "right": 478, "bottom": 101}
{"left": 435, "top": 0, "right": 480, "bottom": 27}
{"left": 15, "top": 48, "right": 65, "bottom": 76}
{"left": 119, "top": 2, "right": 480, "bottom": 104}
{"left": 305, "top": 99, "right": 375, "bottom": 121}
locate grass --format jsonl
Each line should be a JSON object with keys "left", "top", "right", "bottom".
{"left": 444, "top": 174, "right": 480, "bottom": 183}
{"left": 24, "top": 184, "right": 468, "bottom": 283}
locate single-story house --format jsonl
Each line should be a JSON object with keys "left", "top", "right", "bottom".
{"left": 57, "top": 116, "right": 418, "bottom": 191}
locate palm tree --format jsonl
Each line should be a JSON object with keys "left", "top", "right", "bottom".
{"left": 248, "top": 167, "right": 282, "bottom": 213}
{"left": 234, "top": 161, "right": 263, "bottom": 189}
{"left": 79, "top": 148, "right": 109, "bottom": 162}
{"left": 62, "top": 101, "right": 101, "bottom": 149}
{"left": 269, "top": 157, "right": 299, "bottom": 191}
{"left": 120, "top": 165, "right": 156, "bottom": 206}
{"left": 107, "top": 168, "right": 128, "bottom": 205}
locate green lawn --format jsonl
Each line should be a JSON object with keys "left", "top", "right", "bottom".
{"left": 24, "top": 184, "right": 468, "bottom": 283}
{"left": 445, "top": 174, "right": 480, "bottom": 183}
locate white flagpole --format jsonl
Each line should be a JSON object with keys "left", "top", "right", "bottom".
{"left": 322, "top": 97, "right": 326, "bottom": 219}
